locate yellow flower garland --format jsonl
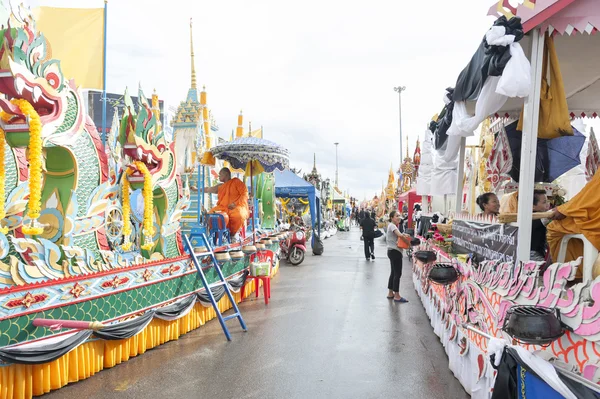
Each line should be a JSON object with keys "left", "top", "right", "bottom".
{"left": 0, "top": 99, "right": 43, "bottom": 235}
{"left": 137, "top": 161, "right": 155, "bottom": 251}
{"left": 0, "top": 128, "right": 7, "bottom": 234}
{"left": 121, "top": 169, "right": 133, "bottom": 251}
{"left": 279, "top": 197, "right": 309, "bottom": 217}
{"left": 121, "top": 161, "right": 155, "bottom": 252}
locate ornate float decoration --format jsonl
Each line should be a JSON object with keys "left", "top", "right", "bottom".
{"left": 0, "top": 9, "right": 279, "bottom": 399}
{"left": 303, "top": 153, "right": 322, "bottom": 190}
{"left": 413, "top": 137, "right": 421, "bottom": 180}
{"left": 400, "top": 138, "right": 415, "bottom": 193}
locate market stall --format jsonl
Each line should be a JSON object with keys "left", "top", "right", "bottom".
{"left": 413, "top": 1, "right": 600, "bottom": 396}
{"left": 274, "top": 169, "right": 321, "bottom": 241}
{"left": 397, "top": 188, "right": 420, "bottom": 228}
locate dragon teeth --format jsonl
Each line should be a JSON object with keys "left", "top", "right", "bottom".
{"left": 147, "top": 153, "right": 153, "bottom": 164}
{"left": 14, "top": 77, "right": 25, "bottom": 95}
{"left": 137, "top": 147, "right": 143, "bottom": 160}
{"left": 32, "top": 86, "right": 42, "bottom": 103}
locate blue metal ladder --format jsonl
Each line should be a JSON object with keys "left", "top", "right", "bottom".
{"left": 183, "top": 231, "right": 247, "bottom": 341}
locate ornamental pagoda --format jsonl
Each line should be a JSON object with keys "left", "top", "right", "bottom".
{"left": 303, "top": 153, "right": 322, "bottom": 190}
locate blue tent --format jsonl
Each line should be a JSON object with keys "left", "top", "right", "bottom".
{"left": 274, "top": 169, "right": 321, "bottom": 239}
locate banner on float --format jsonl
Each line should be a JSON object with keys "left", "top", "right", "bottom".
{"left": 451, "top": 220, "right": 517, "bottom": 263}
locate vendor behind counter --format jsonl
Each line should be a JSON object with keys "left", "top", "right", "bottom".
{"left": 500, "top": 189, "right": 563, "bottom": 263}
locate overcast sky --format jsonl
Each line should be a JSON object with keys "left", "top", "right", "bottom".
{"left": 27, "top": 0, "right": 496, "bottom": 199}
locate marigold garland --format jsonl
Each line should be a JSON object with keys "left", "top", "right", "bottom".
{"left": 136, "top": 161, "right": 155, "bottom": 251}
{"left": 121, "top": 161, "right": 155, "bottom": 252}
{"left": 280, "top": 197, "right": 309, "bottom": 217}
{"left": 2, "top": 99, "right": 43, "bottom": 235}
{"left": 0, "top": 128, "right": 7, "bottom": 234}
{"left": 121, "top": 169, "right": 133, "bottom": 251}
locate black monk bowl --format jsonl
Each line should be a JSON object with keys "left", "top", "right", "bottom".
{"left": 415, "top": 250, "right": 437, "bottom": 263}
{"left": 502, "top": 305, "right": 565, "bottom": 346}
{"left": 428, "top": 263, "right": 459, "bottom": 285}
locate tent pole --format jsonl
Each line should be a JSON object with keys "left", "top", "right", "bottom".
{"left": 318, "top": 199, "right": 321, "bottom": 237}
{"left": 198, "top": 163, "right": 203, "bottom": 224}
{"left": 516, "top": 28, "right": 544, "bottom": 263}
{"left": 251, "top": 162, "right": 255, "bottom": 243}
{"left": 455, "top": 136, "right": 466, "bottom": 215}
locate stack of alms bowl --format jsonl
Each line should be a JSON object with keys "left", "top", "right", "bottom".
{"left": 229, "top": 250, "right": 244, "bottom": 261}
{"left": 214, "top": 251, "right": 231, "bottom": 265}
{"left": 194, "top": 246, "right": 208, "bottom": 255}
{"left": 242, "top": 245, "right": 257, "bottom": 254}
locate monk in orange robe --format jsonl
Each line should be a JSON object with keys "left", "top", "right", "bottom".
{"left": 547, "top": 171, "right": 600, "bottom": 264}
{"left": 206, "top": 168, "right": 249, "bottom": 235}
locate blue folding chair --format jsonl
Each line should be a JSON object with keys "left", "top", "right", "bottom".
{"left": 206, "top": 213, "right": 230, "bottom": 246}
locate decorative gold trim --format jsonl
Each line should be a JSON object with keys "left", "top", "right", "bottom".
{"left": 44, "top": 168, "right": 75, "bottom": 176}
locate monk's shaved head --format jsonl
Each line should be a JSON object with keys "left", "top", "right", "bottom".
{"left": 220, "top": 168, "right": 231, "bottom": 177}
{"left": 218, "top": 167, "right": 231, "bottom": 182}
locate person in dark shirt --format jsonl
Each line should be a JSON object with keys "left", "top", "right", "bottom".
{"left": 360, "top": 212, "right": 376, "bottom": 261}
{"left": 358, "top": 208, "right": 366, "bottom": 223}
{"left": 531, "top": 189, "right": 552, "bottom": 262}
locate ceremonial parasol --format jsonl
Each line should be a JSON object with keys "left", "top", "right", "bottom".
{"left": 505, "top": 121, "right": 586, "bottom": 183}
{"left": 201, "top": 137, "right": 290, "bottom": 241}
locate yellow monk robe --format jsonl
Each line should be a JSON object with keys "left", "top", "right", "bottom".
{"left": 547, "top": 171, "right": 600, "bottom": 264}
{"left": 210, "top": 178, "right": 250, "bottom": 234}
{"left": 500, "top": 191, "right": 519, "bottom": 213}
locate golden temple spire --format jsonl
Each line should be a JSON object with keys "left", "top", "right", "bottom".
{"left": 190, "top": 18, "right": 197, "bottom": 90}
{"left": 406, "top": 135, "right": 409, "bottom": 158}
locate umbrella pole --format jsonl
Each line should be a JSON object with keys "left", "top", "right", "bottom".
{"left": 251, "top": 162, "right": 255, "bottom": 244}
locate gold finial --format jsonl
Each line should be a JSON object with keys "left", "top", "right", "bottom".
{"left": 406, "top": 135, "right": 409, "bottom": 158}
{"left": 190, "top": 18, "right": 197, "bottom": 89}
{"left": 313, "top": 153, "right": 316, "bottom": 168}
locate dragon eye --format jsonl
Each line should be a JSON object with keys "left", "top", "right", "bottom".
{"left": 46, "top": 72, "right": 60, "bottom": 89}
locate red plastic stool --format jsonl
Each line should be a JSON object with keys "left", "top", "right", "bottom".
{"left": 248, "top": 275, "right": 270, "bottom": 304}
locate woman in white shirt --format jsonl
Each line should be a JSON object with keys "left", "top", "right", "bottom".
{"left": 386, "top": 210, "right": 410, "bottom": 303}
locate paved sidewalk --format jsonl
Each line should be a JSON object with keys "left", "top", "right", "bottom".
{"left": 45, "top": 228, "right": 468, "bottom": 399}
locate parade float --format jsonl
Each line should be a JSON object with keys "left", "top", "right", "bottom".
{"left": 413, "top": 1, "right": 600, "bottom": 397}
{"left": 397, "top": 138, "right": 422, "bottom": 228}
{"left": 0, "top": 9, "right": 286, "bottom": 399}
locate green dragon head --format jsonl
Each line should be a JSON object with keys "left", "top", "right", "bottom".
{"left": 0, "top": 23, "right": 85, "bottom": 147}
{"left": 119, "top": 87, "right": 175, "bottom": 190}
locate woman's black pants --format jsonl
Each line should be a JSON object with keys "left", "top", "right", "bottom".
{"left": 387, "top": 249, "right": 403, "bottom": 292}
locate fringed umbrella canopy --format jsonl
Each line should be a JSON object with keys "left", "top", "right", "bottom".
{"left": 201, "top": 137, "right": 289, "bottom": 176}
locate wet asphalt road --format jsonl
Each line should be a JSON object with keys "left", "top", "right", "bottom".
{"left": 43, "top": 227, "right": 468, "bottom": 399}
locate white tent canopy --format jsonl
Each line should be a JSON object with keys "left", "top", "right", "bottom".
{"left": 463, "top": 32, "right": 600, "bottom": 119}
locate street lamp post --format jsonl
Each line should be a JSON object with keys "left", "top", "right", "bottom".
{"left": 393, "top": 86, "right": 406, "bottom": 166}
{"left": 334, "top": 142, "right": 339, "bottom": 188}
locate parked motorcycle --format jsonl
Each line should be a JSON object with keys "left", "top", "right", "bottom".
{"left": 280, "top": 226, "right": 307, "bottom": 265}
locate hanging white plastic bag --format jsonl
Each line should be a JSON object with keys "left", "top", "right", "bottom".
{"left": 496, "top": 42, "right": 531, "bottom": 98}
